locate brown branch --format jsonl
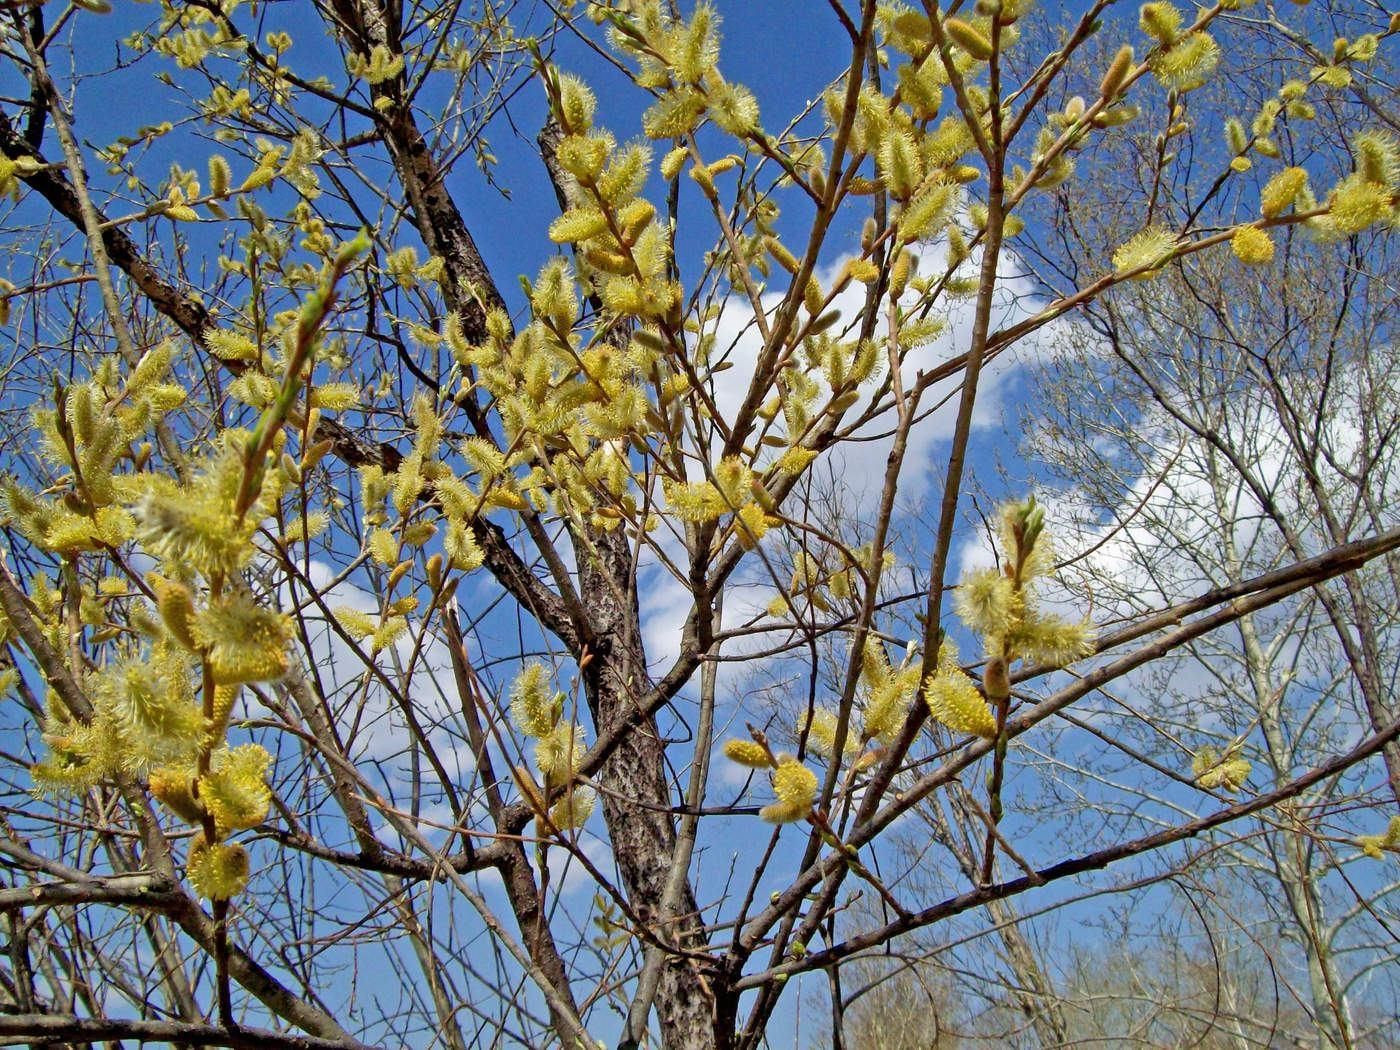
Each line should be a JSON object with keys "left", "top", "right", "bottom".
{"left": 735, "top": 704, "right": 1400, "bottom": 990}
{"left": 736, "top": 525, "right": 1400, "bottom": 953}
{"left": 0, "top": 1014, "right": 380, "bottom": 1050}
{"left": 0, "top": 873, "right": 183, "bottom": 911}
{"left": 0, "top": 558, "right": 92, "bottom": 721}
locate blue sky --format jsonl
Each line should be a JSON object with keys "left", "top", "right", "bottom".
{"left": 3, "top": 1, "right": 1397, "bottom": 1046}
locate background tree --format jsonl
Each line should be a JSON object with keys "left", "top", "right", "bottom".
{"left": 1002, "top": 19, "right": 1400, "bottom": 1041}
{"left": 1021, "top": 243, "right": 1400, "bottom": 1048}
{"left": 0, "top": 1, "right": 1396, "bottom": 1049}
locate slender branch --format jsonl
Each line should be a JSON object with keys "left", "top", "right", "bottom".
{"left": 0, "top": 1015, "right": 380, "bottom": 1050}
{"left": 736, "top": 706, "right": 1400, "bottom": 989}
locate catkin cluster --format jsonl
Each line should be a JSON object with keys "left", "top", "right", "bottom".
{"left": 7, "top": 237, "right": 372, "bottom": 900}
{"left": 509, "top": 663, "right": 596, "bottom": 831}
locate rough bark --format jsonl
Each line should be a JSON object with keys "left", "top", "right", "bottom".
{"left": 577, "top": 524, "right": 717, "bottom": 1049}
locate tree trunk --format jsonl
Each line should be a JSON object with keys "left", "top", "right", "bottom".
{"left": 578, "top": 526, "right": 716, "bottom": 1048}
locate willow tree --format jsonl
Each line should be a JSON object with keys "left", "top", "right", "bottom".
{"left": 0, "top": 1, "right": 1396, "bottom": 1048}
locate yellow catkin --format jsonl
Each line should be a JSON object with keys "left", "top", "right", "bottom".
{"left": 1112, "top": 226, "right": 1178, "bottom": 276}
{"left": 1231, "top": 225, "right": 1275, "bottom": 265}
{"left": 1329, "top": 174, "right": 1390, "bottom": 233}
{"left": 761, "top": 758, "right": 817, "bottom": 823}
{"left": 723, "top": 739, "right": 772, "bottom": 768}
{"left": 943, "top": 18, "right": 994, "bottom": 60}
{"left": 149, "top": 764, "right": 203, "bottom": 824}
{"left": 1260, "top": 167, "right": 1307, "bottom": 218}
{"left": 549, "top": 787, "right": 596, "bottom": 830}
{"left": 199, "top": 744, "right": 273, "bottom": 834}
{"left": 925, "top": 672, "right": 998, "bottom": 739}
{"left": 509, "top": 663, "right": 555, "bottom": 738}
{"left": 1354, "top": 815, "right": 1400, "bottom": 859}
{"left": 1099, "top": 45, "right": 1135, "bottom": 99}
{"left": 804, "top": 708, "right": 857, "bottom": 758}
{"left": 209, "top": 683, "right": 239, "bottom": 740}
{"left": 187, "top": 839, "right": 250, "bottom": 901}
{"left": 149, "top": 574, "right": 198, "bottom": 649}
{"left": 1192, "top": 746, "right": 1251, "bottom": 792}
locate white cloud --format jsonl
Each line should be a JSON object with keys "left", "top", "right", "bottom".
{"left": 639, "top": 241, "right": 1071, "bottom": 686}
{"left": 702, "top": 241, "right": 1067, "bottom": 503}
{"left": 285, "top": 561, "right": 477, "bottom": 779}
{"left": 1000, "top": 357, "right": 1399, "bottom": 750}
